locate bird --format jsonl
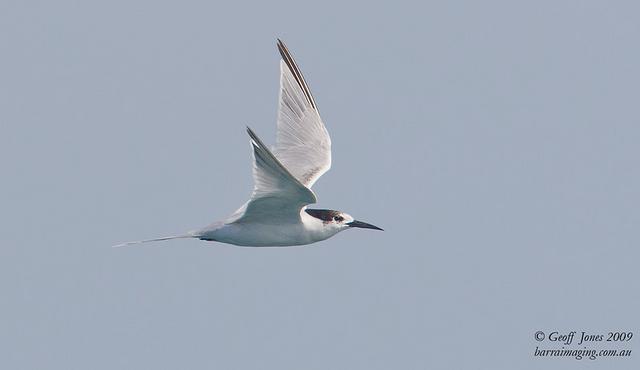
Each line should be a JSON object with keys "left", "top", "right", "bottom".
{"left": 114, "top": 39, "right": 382, "bottom": 248}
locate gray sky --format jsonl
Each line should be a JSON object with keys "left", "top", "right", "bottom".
{"left": 1, "top": 1, "right": 638, "bottom": 369}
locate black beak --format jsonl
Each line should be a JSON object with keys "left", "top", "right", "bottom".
{"left": 347, "top": 220, "right": 384, "bottom": 231}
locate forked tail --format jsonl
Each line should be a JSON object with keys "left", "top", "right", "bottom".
{"left": 112, "top": 234, "right": 194, "bottom": 248}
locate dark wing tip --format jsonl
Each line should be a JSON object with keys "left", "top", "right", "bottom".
{"left": 246, "top": 126, "right": 262, "bottom": 147}
{"left": 276, "top": 39, "right": 318, "bottom": 111}
{"left": 276, "top": 38, "right": 287, "bottom": 60}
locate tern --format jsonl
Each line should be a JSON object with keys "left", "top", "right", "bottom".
{"left": 115, "top": 39, "right": 382, "bottom": 247}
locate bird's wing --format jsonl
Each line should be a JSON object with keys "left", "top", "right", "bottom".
{"left": 229, "top": 127, "right": 317, "bottom": 224}
{"left": 274, "top": 39, "right": 331, "bottom": 188}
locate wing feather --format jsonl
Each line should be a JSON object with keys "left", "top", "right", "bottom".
{"left": 227, "top": 40, "right": 332, "bottom": 224}
{"left": 275, "top": 39, "right": 332, "bottom": 188}
{"left": 229, "top": 128, "right": 317, "bottom": 224}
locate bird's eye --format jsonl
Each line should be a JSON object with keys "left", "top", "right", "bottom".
{"left": 333, "top": 216, "right": 344, "bottom": 222}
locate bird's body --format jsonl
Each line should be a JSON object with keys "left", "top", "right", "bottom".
{"left": 115, "top": 40, "right": 382, "bottom": 248}
{"left": 196, "top": 210, "right": 335, "bottom": 247}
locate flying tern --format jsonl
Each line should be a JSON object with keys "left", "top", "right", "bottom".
{"left": 115, "top": 39, "right": 382, "bottom": 247}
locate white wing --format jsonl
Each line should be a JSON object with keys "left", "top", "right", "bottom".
{"left": 229, "top": 127, "right": 317, "bottom": 224}
{"left": 274, "top": 39, "right": 331, "bottom": 188}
